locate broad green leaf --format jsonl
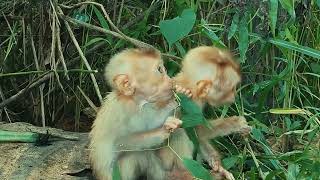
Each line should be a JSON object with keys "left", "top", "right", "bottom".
{"left": 182, "top": 158, "right": 212, "bottom": 180}
{"left": 112, "top": 161, "right": 121, "bottom": 180}
{"left": 269, "top": 39, "right": 320, "bottom": 59}
{"left": 238, "top": 16, "right": 248, "bottom": 63}
{"left": 83, "top": 37, "right": 110, "bottom": 48}
{"left": 269, "top": 108, "right": 306, "bottom": 115}
{"left": 287, "top": 163, "right": 299, "bottom": 180}
{"left": 269, "top": 0, "right": 278, "bottom": 36}
{"left": 185, "top": 127, "right": 200, "bottom": 157}
{"left": 317, "top": 0, "right": 320, "bottom": 8}
{"left": 160, "top": 9, "right": 196, "bottom": 47}
{"left": 228, "top": 13, "right": 239, "bottom": 40}
{"left": 177, "top": 93, "right": 207, "bottom": 128}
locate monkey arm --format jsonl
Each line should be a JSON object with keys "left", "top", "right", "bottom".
{"left": 115, "top": 127, "right": 170, "bottom": 151}
{"left": 197, "top": 116, "right": 251, "bottom": 140}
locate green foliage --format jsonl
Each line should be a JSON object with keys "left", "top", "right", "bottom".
{"left": 1, "top": 0, "right": 320, "bottom": 179}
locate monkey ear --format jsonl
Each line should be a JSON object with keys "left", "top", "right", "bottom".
{"left": 196, "top": 80, "right": 212, "bottom": 98}
{"left": 113, "top": 74, "right": 135, "bottom": 96}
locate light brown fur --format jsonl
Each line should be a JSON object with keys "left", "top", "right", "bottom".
{"left": 89, "top": 48, "right": 182, "bottom": 180}
{"left": 160, "top": 46, "right": 251, "bottom": 180}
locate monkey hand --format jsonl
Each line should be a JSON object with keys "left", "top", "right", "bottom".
{"left": 163, "top": 116, "right": 182, "bottom": 133}
{"left": 238, "top": 116, "right": 252, "bottom": 137}
{"left": 211, "top": 160, "right": 235, "bottom": 180}
{"left": 175, "top": 85, "right": 192, "bottom": 98}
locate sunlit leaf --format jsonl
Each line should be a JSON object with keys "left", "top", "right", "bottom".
{"left": 182, "top": 158, "right": 212, "bottom": 180}
{"left": 269, "top": 108, "right": 306, "bottom": 115}
{"left": 160, "top": 9, "right": 196, "bottom": 47}
{"left": 269, "top": 0, "right": 278, "bottom": 36}
{"left": 269, "top": 39, "right": 320, "bottom": 59}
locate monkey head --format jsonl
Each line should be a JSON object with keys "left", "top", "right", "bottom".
{"left": 105, "top": 48, "right": 173, "bottom": 103}
{"left": 176, "top": 46, "right": 241, "bottom": 107}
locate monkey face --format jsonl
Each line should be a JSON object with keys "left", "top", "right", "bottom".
{"left": 133, "top": 59, "right": 174, "bottom": 103}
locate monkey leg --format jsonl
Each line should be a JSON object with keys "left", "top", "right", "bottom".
{"left": 119, "top": 152, "right": 144, "bottom": 180}
{"left": 119, "top": 152, "right": 166, "bottom": 180}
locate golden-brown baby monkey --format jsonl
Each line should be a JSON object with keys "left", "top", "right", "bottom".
{"left": 160, "top": 46, "right": 251, "bottom": 180}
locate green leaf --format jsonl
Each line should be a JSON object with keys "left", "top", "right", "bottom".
{"left": 92, "top": 6, "right": 109, "bottom": 30}
{"left": 269, "top": 0, "right": 278, "bottom": 36}
{"left": 317, "top": 0, "right": 320, "bottom": 8}
{"left": 228, "top": 13, "right": 239, "bottom": 40}
{"left": 269, "top": 39, "right": 320, "bottom": 59}
{"left": 202, "top": 27, "right": 226, "bottom": 48}
{"left": 279, "top": 0, "right": 295, "bottom": 18}
{"left": 311, "top": 62, "right": 320, "bottom": 74}
{"left": 269, "top": 108, "right": 306, "bottom": 115}
{"left": 177, "top": 93, "right": 207, "bottom": 128}
{"left": 287, "top": 163, "right": 300, "bottom": 180}
{"left": 160, "top": 9, "right": 196, "bottom": 47}
{"left": 238, "top": 16, "right": 249, "bottom": 63}
{"left": 83, "top": 37, "right": 110, "bottom": 48}
{"left": 175, "top": 42, "right": 187, "bottom": 56}
{"left": 222, "top": 156, "right": 238, "bottom": 169}
{"left": 182, "top": 158, "right": 212, "bottom": 180}
{"left": 112, "top": 161, "right": 121, "bottom": 180}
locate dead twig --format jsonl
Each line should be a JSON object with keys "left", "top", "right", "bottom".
{"left": 0, "top": 72, "right": 53, "bottom": 109}
{"left": 57, "top": 6, "right": 103, "bottom": 104}
{"left": 59, "top": 1, "right": 153, "bottom": 49}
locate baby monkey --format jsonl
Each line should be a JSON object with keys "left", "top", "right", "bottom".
{"left": 161, "top": 46, "right": 251, "bottom": 180}
{"left": 89, "top": 48, "right": 182, "bottom": 180}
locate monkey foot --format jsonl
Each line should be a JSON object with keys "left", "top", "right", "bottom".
{"left": 238, "top": 116, "right": 252, "bottom": 136}
{"left": 211, "top": 161, "right": 235, "bottom": 180}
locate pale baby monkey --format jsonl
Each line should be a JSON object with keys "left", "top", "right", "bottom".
{"left": 89, "top": 48, "right": 183, "bottom": 180}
